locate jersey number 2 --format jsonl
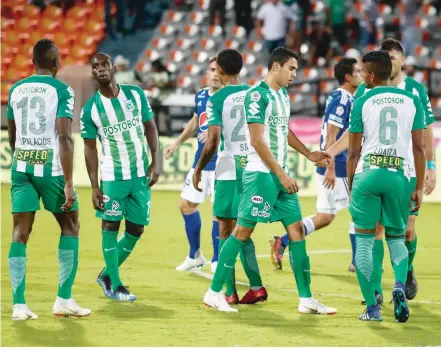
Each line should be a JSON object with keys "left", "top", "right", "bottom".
{"left": 230, "top": 105, "right": 246, "bottom": 142}
{"left": 379, "top": 107, "right": 398, "bottom": 145}
{"left": 17, "top": 96, "right": 46, "bottom": 136}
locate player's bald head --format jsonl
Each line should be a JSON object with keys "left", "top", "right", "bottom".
{"left": 33, "top": 39, "right": 59, "bottom": 71}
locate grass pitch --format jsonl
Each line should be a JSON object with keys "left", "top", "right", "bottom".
{"left": 1, "top": 185, "right": 441, "bottom": 346}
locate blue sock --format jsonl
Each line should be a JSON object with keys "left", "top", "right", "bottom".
{"left": 281, "top": 234, "right": 289, "bottom": 248}
{"left": 350, "top": 234, "right": 356, "bottom": 265}
{"left": 211, "top": 220, "right": 219, "bottom": 262}
{"left": 182, "top": 211, "right": 202, "bottom": 259}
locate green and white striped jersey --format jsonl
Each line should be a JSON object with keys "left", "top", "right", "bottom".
{"left": 350, "top": 86, "right": 426, "bottom": 178}
{"left": 80, "top": 84, "right": 154, "bottom": 181}
{"left": 7, "top": 75, "right": 75, "bottom": 177}
{"left": 207, "top": 84, "right": 250, "bottom": 180}
{"left": 354, "top": 76, "right": 434, "bottom": 177}
{"left": 244, "top": 80, "right": 290, "bottom": 174}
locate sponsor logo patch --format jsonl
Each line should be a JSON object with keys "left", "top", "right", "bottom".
{"left": 251, "top": 195, "right": 263, "bottom": 204}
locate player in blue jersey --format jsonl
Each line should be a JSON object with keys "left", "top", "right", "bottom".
{"left": 270, "top": 57, "right": 362, "bottom": 271}
{"left": 165, "top": 57, "right": 222, "bottom": 272}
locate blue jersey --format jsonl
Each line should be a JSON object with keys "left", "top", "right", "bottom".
{"left": 192, "top": 88, "right": 217, "bottom": 171}
{"left": 317, "top": 88, "right": 353, "bottom": 177}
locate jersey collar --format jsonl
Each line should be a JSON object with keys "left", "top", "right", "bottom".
{"left": 337, "top": 87, "right": 354, "bottom": 98}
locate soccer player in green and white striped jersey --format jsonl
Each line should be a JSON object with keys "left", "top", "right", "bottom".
{"left": 7, "top": 39, "right": 90, "bottom": 320}
{"left": 81, "top": 53, "right": 160, "bottom": 302}
{"left": 200, "top": 47, "right": 335, "bottom": 313}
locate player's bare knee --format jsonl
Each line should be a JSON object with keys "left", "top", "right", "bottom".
{"left": 12, "top": 228, "right": 30, "bottom": 244}
{"left": 102, "top": 220, "right": 120, "bottom": 232}
{"left": 233, "top": 226, "right": 252, "bottom": 241}
{"left": 12, "top": 213, "right": 35, "bottom": 244}
{"left": 286, "top": 221, "right": 304, "bottom": 241}
{"left": 125, "top": 220, "right": 144, "bottom": 238}
{"left": 179, "top": 199, "right": 198, "bottom": 215}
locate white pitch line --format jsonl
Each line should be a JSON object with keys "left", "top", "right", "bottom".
{"left": 191, "top": 249, "right": 441, "bottom": 306}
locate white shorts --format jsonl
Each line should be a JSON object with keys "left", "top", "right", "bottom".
{"left": 181, "top": 168, "right": 215, "bottom": 204}
{"left": 316, "top": 174, "right": 350, "bottom": 215}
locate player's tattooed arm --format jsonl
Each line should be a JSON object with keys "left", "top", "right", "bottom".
{"left": 251, "top": 123, "right": 298, "bottom": 194}
{"left": 347, "top": 132, "right": 362, "bottom": 192}
{"left": 193, "top": 125, "right": 220, "bottom": 191}
{"left": 57, "top": 118, "right": 75, "bottom": 211}
{"left": 84, "top": 138, "right": 103, "bottom": 210}
{"left": 287, "top": 130, "right": 331, "bottom": 165}
{"left": 144, "top": 118, "right": 160, "bottom": 187}
{"left": 7, "top": 119, "right": 16, "bottom": 152}
{"left": 412, "top": 129, "right": 426, "bottom": 211}
{"left": 165, "top": 114, "right": 198, "bottom": 159}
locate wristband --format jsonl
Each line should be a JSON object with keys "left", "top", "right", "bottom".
{"left": 427, "top": 160, "right": 436, "bottom": 170}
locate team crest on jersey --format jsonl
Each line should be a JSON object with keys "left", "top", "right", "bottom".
{"left": 336, "top": 106, "right": 344, "bottom": 116}
{"left": 199, "top": 111, "right": 208, "bottom": 131}
{"left": 250, "top": 91, "right": 261, "bottom": 102}
{"left": 124, "top": 100, "right": 135, "bottom": 112}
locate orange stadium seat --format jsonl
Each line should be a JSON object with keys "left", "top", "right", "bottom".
{"left": 223, "top": 39, "right": 239, "bottom": 49}
{"left": 231, "top": 26, "right": 246, "bottom": 39}
{"left": 1, "top": 16, "right": 15, "bottom": 31}
{"left": 144, "top": 49, "right": 161, "bottom": 61}
{"left": 176, "top": 75, "right": 192, "bottom": 88}
{"left": 185, "top": 64, "right": 201, "bottom": 75}
{"left": 176, "top": 38, "right": 194, "bottom": 50}
{"left": 193, "top": 51, "right": 209, "bottom": 63}
{"left": 70, "top": 46, "right": 91, "bottom": 65}
{"left": 199, "top": 38, "right": 215, "bottom": 50}
{"left": 189, "top": 11, "right": 205, "bottom": 25}
{"left": 183, "top": 24, "right": 199, "bottom": 37}
{"left": 165, "top": 10, "right": 185, "bottom": 23}
{"left": 247, "top": 40, "right": 263, "bottom": 52}
{"left": 43, "top": 5, "right": 63, "bottom": 19}
{"left": 3, "top": 30, "right": 21, "bottom": 46}
{"left": 40, "top": 17, "right": 61, "bottom": 32}
{"left": 160, "top": 24, "right": 177, "bottom": 36}
{"left": 67, "top": 5, "right": 93, "bottom": 20}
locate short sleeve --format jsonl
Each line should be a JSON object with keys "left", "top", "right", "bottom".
{"left": 193, "top": 93, "right": 198, "bottom": 115}
{"left": 56, "top": 85, "right": 75, "bottom": 119}
{"left": 256, "top": 4, "right": 266, "bottom": 19}
{"left": 80, "top": 106, "right": 97, "bottom": 139}
{"left": 207, "top": 97, "right": 222, "bottom": 126}
{"left": 245, "top": 89, "right": 267, "bottom": 125}
{"left": 137, "top": 87, "right": 154, "bottom": 122}
{"left": 415, "top": 83, "right": 435, "bottom": 126}
{"left": 349, "top": 99, "right": 364, "bottom": 133}
{"left": 412, "top": 95, "right": 426, "bottom": 131}
{"left": 6, "top": 87, "right": 14, "bottom": 120}
{"left": 327, "top": 96, "right": 349, "bottom": 129}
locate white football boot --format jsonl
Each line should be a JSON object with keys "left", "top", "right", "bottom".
{"left": 203, "top": 288, "right": 238, "bottom": 312}
{"left": 176, "top": 254, "right": 206, "bottom": 271}
{"left": 53, "top": 297, "right": 91, "bottom": 317}
{"left": 12, "top": 304, "right": 38, "bottom": 320}
{"left": 298, "top": 297, "right": 337, "bottom": 315}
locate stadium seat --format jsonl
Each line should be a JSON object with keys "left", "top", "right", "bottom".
{"left": 196, "top": 0, "right": 209, "bottom": 10}
{"left": 189, "top": 11, "right": 206, "bottom": 25}
{"left": 151, "top": 37, "right": 171, "bottom": 50}
{"left": 165, "top": 10, "right": 186, "bottom": 23}
{"left": 186, "top": 64, "right": 202, "bottom": 75}
{"left": 255, "top": 65, "right": 268, "bottom": 78}
{"left": 176, "top": 75, "right": 193, "bottom": 88}
{"left": 242, "top": 52, "right": 256, "bottom": 65}
{"left": 207, "top": 25, "right": 223, "bottom": 38}
{"left": 193, "top": 51, "right": 210, "bottom": 63}
{"left": 43, "top": 5, "right": 63, "bottom": 20}
{"left": 183, "top": 24, "right": 199, "bottom": 37}
{"left": 199, "top": 38, "right": 216, "bottom": 50}
{"left": 230, "top": 25, "right": 246, "bottom": 40}
{"left": 169, "top": 50, "right": 187, "bottom": 63}
{"left": 1, "top": 16, "right": 15, "bottom": 31}
{"left": 176, "top": 38, "right": 195, "bottom": 50}
{"left": 22, "top": 4, "right": 40, "bottom": 19}
{"left": 160, "top": 24, "right": 178, "bottom": 36}
{"left": 247, "top": 40, "right": 263, "bottom": 53}
{"left": 144, "top": 49, "right": 162, "bottom": 61}
{"left": 67, "top": 5, "right": 93, "bottom": 21}
{"left": 223, "top": 39, "right": 239, "bottom": 50}
{"left": 40, "top": 17, "right": 61, "bottom": 32}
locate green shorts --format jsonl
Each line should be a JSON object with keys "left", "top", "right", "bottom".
{"left": 11, "top": 170, "right": 78, "bottom": 214}
{"left": 238, "top": 171, "right": 302, "bottom": 227}
{"left": 213, "top": 179, "right": 242, "bottom": 219}
{"left": 408, "top": 177, "right": 418, "bottom": 217}
{"left": 97, "top": 177, "right": 151, "bottom": 226}
{"left": 349, "top": 169, "right": 411, "bottom": 231}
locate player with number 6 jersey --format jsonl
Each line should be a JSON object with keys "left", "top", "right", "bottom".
{"left": 193, "top": 49, "right": 266, "bottom": 310}
{"left": 7, "top": 39, "right": 90, "bottom": 320}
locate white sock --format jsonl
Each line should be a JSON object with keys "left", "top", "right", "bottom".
{"left": 349, "top": 222, "right": 355, "bottom": 235}
{"left": 300, "top": 297, "right": 313, "bottom": 305}
{"left": 302, "top": 217, "right": 315, "bottom": 236}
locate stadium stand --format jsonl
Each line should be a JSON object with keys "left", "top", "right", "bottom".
{"left": 136, "top": 0, "right": 441, "bottom": 119}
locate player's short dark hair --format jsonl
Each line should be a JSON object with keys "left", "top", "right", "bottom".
{"left": 33, "top": 39, "right": 58, "bottom": 68}
{"left": 334, "top": 57, "right": 357, "bottom": 85}
{"left": 362, "top": 50, "right": 392, "bottom": 81}
{"left": 380, "top": 38, "right": 404, "bottom": 55}
{"left": 216, "top": 49, "right": 243, "bottom": 76}
{"left": 268, "top": 47, "right": 298, "bottom": 70}
{"left": 208, "top": 56, "right": 217, "bottom": 64}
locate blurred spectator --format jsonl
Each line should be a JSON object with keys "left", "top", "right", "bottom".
{"left": 256, "top": 0, "right": 295, "bottom": 54}
{"left": 114, "top": 55, "right": 144, "bottom": 86}
{"left": 105, "top": 0, "right": 126, "bottom": 39}
{"left": 404, "top": 56, "right": 425, "bottom": 83}
{"left": 209, "top": 0, "right": 227, "bottom": 37}
{"left": 148, "top": 59, "right": 173, "bottom": 93}
{"left": 324, "top": 0, "right": 347, "bottom": 48}
{"left": 234, "top": 0, "right": 253, "bottom": 39}
{"left": 345, "top": 48, "right": 362, "bottom": 63}
{"left": 400, "top": 0, "right": 422, "bottom": 55}
{"left": 359, "top": 0, "right": 378, "bottom": 49}
{"left": 308, "top": 20, "right": 333, "bottom": 66}
{"left": 128, "top": 0, "right": 148, "bottom": 33}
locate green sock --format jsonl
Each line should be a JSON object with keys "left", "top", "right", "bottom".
{"left": 387, "top": 237, "right": 409, "bottom": 284}
{"left": 9, "top": 242, "right": 27, "bottom": 305}
{"left": 219, "top": 238, "right": 237, "bottom": 296}
{"left": 406, "top": 234, "right": 417, "bottom": 271}
{"left": 211, "top": 235, "right": 243, "bottom": 293}
{"left": 372, "top": 239, "right": 384, "bottom": 295}
{"left": 355, "top": 233, "right": 376, "bottom": 307}
{"left": 240, "top": 238, "right": 263, "bottom": 289}
{"left": 57, "top": 236, "right": 79, "bottom": 299}
{"left": 102, "top": 231, "right": 140, "bottom": 277}
{"left": 288, "top": 240, "right": 312, "bottom": 298}
{"left": 102, "top": 230, "right": 123, "bottom": 290}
